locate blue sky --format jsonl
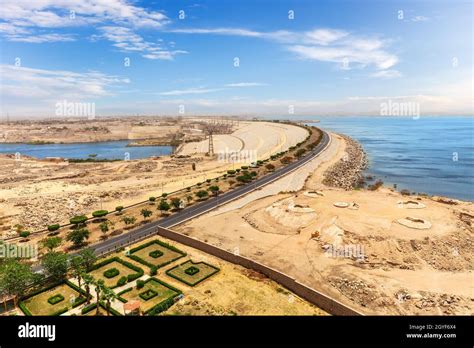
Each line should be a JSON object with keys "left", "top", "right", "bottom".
{"left": 0, "top": 0, "right": 472, "bottom": 118}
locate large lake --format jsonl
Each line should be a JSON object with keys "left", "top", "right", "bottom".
{"left": 0, "top": 140, "right": 173, "bottom": 160}
{"left": 308, "top": 116, "right": 474, "bottom": 201}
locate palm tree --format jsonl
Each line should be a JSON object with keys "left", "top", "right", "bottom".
{"left": 94, "top": 279, "right": 105, "bottom": 315}
{"left": 102, "top": 286, "right": 118, "bottom": 316}
{"left": 70, "top": 256, "right": 85, "bottom": 288}
{"left": 83, "top": 274, "right": 94, "bottom": 304}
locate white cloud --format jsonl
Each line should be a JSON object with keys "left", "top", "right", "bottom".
{"left": 224, "top": 82, "right": 267, "bottom": 87}
{"left": 96, "top": 26, "right": 187, "bottom": 60}
{"left": 171, "top": 26, "right": 398, "bottom": 72}
{"left": 0, "top": 64, "right": 129, "bottom": 102}
{"left": 303, "top": 29, "right": 349, "bottom": 45}
{"left": 371, "top": 70, "right": 402, "bottom": 79}
{"left": 0, "top": 0, "right": 170, "bottom": 46}
{"left": 7, "top": 33, "right": 75, "bottom": 43}
{"left": 159, "top": 87, "right": 224, "bottom": 96}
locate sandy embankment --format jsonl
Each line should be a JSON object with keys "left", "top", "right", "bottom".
{"left": 0, "top": 121, "right": 308, "bottom": 236}
{"left": 176, "top": 132, "right": 474, "bottom": 315}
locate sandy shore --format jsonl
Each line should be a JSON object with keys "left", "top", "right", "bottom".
{"left": 175, "top": 132, "right": 474, "bottom": 315}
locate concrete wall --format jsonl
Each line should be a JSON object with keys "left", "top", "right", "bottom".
{"left": 157, "top": 227, "right": 362, "bottom": 316}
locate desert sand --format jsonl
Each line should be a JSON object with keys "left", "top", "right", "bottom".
{"left": 175, "top": 132, "right": 474, "bottom": 315}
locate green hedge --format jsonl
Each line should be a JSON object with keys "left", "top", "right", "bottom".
{"left": 88, "top": 257, "right": 143, "bottom": 288}
{"left": 47, "top": 224, "right": 60, "bottom": 232}
{"left": 81, "top": 302, "right": 122, "bottom": 316}
{"left": 18, "top": 302, "right": 32, "bottom": 316}
{"left": 166, "top": 261, "right": 220, "bottom": 287}
{"left": 19, "top": 280, "right": 89, "bottom": 316}
{"left": 47, "top": 294, "right": 64, "bottom": 305}
{"left": 127, "top": 240, "right": 186, "bottom": 270}
{"left": 139, "top": 289, "right": 158, "bottom": 301}
{"left": 147, "top": 297, "right": 176, "bottom": 316}
{"left": 103, "top": 268, "right": 119, "bottom": 279}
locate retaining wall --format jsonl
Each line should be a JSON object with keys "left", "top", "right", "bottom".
{"left": 157, "top": 226, "right": 362, "bottom": 316}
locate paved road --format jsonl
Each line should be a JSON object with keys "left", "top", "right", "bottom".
{"left": 34, "top": 129, "right": 330, "bottom": 269}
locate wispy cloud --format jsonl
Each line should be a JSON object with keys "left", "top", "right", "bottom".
{"left": 159, "top": 82, "right": 267, "bottom": 95}
{"left": 95, "top": 26, "right": 187, "bottom": 60}
{"left": 171, "top": 26, "right": 398, "bottom": 71}
{"left": 224, "top": 82, "right": 268, "bottom": 87}
{"left": 159, "top": 87, "right": 224, "bottom": 96}
{"left": 0, "top": 64, "right": 129, "bottom": 101}
{"left": 371, "top": 70, "right": 402, "bottom": 79}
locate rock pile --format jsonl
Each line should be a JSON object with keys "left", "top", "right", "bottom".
{"left": 323, "top": 135, "right": 368, "bottom": 190}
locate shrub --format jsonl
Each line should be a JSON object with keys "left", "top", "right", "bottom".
{"left": 47, "top": 294, "right": 65, "bottom": 305}
{"left": 149, "top": 196, "right": 156, "bottom": 203}
{"left": 161, "top": 193, "right": 168, "bottom": 198}
{"left": 241, "top": 165, "right": 248, "bottom": 170}
{"left": 127, "top": 273, "right": 141, "bottom": 282}
{"left": 139, "top": 289, "right": 158, "bottom": 301}
{"left": 250, "top": 171, "right": 258, "bottom": 177}
{"left": 19, "top": 231, "right": 30, "bottom": 238}
{"left": 103, "top": 268, "right": 119, "bottom": 279}
{"left": 115, "top": 206, "right": 124, "bottom": 213}
{"left": 195, "top": 190, "right": 209, "bottom": 199}
{"left": 280, "top": 156, "right": 293, "bottom": 164}
{"left": 92, "top": 210, "right": 108, "bottom": 218}
{"left": 170, "top": 198, "right": 182, "bottom": 209}
{"left": 149, "top": 250, "right": 163, "bottom": 259}
{"left": 265, "top": 163, "right": 275, "bottom": 171}
{"left": 99, "top": 222, "right": 109, "bottom": 233}
{"left": 122, "top": 216, "right": 136, "bottom": 225}
{"left": 206, "top": 179, "right": 211, "bottom": 183}
{"left": 116, "top": 276, "right": 127, "bottom": 287}
{"left": 70, "top": 215, "right": 88, "bottom": 225}
{"left": 185, "top": 266, "right": 200, "bottom": 276}
{"left": 140, "top": 208, "right": 152, "bottom": 219}
{"left": 136, "top": 280, "right": 145, "bottom": 289}
{"left": 227, "top": 170, "right": 235, "bottom": 175}
{"left": 295, "top": 149, "right": 306, "bottom": 158}
{"left": 150, "top": 266, "right": 158, "bottom": 276}
{"left": 158, "top": 200, "right": 170, "bottom": 212}
{"left": 47, "top": 224, "right": 60, "bottom": 232}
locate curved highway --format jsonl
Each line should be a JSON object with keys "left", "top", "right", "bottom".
{"left": 35, "top": 129, "right": 330, "bottom": 267}
{"left": 91, "top": 130, "right": 330, "bottom": 255}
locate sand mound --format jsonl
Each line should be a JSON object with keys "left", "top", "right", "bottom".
{"left": 397, "top": 217, "right": 432, "bottom": 230}
{"left": 303, "top": 190, "right": 325, "bottom": 198}
{"left": 243, "top": 198, "right": 316, "bottom": 235}
{"left": 398, "top": 200, "right": 426, "bottom": 209}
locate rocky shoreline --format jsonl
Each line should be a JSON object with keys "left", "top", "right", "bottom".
{"left": 323, "top": 134, "right": 368, "bottom": 190}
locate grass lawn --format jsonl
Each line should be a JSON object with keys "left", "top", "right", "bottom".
{"left": 88, "top": 261, "right": 137, "bottom": 288}
{"left": 21, "top": 283, "right": 83, "bottom": 316}
{"left": 119, "top": 278, "right": 180, "bottom": 314}
{"left": 166, "top": 260, "right": 219, "bottom": 286}
{"left": 129, "top": 241, "right": 185, "bottom": 268}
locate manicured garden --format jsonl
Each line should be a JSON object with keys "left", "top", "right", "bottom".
{"left": 117, "top": 278, "right": 181, "bottom": 315}
{"left": 88, "top": 257, "right": 143, "bottom": 288}
{"left": 19, "top": 281, "right": 87, "bottom": 316}
{"left": 127, "top": 239, "right": 186, "bottom": 270}
{"left": 166, "top": 260, "right": 219, "bottom": 286}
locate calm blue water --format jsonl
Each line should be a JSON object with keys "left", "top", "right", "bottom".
{"left": 308, "top": 116, "right": 474, "bottom": 201}
{"left": 0, "top": 141, "right": 172, "bottom": 160}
